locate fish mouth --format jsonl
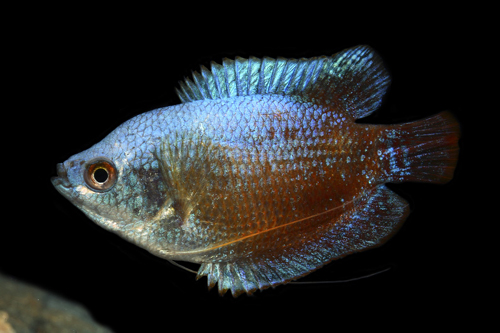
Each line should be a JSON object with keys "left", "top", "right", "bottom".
{"left": 51, "top": 163, "right": 72, "bottom": 191}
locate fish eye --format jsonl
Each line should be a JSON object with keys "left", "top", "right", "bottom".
{"left": 83, "top": 157, "right": 118, "bottom": 192}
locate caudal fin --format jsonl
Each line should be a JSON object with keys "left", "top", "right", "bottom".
{"left": 389, "top": 111, "right": 460, "bottom": 184}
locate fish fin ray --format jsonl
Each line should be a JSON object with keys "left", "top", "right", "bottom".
{"left": 153, "top": 134, "right": 220, "bottom": 223}
{"left": 176, "top": 45, "right": 390, "bottom": 120}
{"left": 196, "top": 185, "right": 408, "bottom": 297}
{"left": 386, "top": 111, "right": 460, "bottom": 183}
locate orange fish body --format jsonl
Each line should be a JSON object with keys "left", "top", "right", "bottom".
{"left": 52, "top": 46, "right": 459, "bottom": 296}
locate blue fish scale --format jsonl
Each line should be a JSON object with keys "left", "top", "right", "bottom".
{"left": 95, "top": 94, "right": 380, "bottom": 264}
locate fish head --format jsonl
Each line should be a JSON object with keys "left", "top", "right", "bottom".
{"left": 51, "top": 132, "right": 168, "bottom": 239}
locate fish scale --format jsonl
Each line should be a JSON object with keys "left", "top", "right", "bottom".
{"left": 138, "top": 96, "right": 388, "bottom": 253}
{"left": 52, "top": 45, "right": 459, "bottom": 296}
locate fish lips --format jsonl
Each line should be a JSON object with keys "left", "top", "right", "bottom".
{"left": 51, "top": 163, "right": 72, "bottom": 194}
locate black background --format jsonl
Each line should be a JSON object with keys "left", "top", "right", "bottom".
{"left": 3, "top": 9, "right": 486, "bottom": 332}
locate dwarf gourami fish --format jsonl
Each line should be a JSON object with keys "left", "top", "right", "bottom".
{"left": 51, "top": 45, "right": 460, "bottom": 296}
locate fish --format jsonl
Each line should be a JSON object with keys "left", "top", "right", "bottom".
{"left": 51, "top": 45, "right": 460, "bottom": 297}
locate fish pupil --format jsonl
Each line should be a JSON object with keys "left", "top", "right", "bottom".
{"left": 93, "top": 168, "right": 108, "bottom": 183}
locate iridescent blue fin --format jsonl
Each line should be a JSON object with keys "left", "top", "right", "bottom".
{"left": 196, "top": 185, "right": 409, "bottom": 297}
{"left": 176, "top": 45, "right": 390, "bottom": 120}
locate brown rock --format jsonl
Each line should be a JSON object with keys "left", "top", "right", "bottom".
{"left": 0, "top": 273, "right": 113, "bottom": 333}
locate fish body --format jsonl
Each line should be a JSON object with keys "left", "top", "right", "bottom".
{"left": 52, "top": 45, "right": 459, "bottom": 296}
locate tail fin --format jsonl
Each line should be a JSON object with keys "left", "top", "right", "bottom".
{"left": 389, "top": 111, "right": 460, "bottom": 184}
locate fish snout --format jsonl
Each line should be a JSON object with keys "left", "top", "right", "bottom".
{"left": 51, "top": 163, "right": 71, "bottom": 189}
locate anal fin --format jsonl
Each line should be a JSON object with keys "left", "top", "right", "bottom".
{"left": 196, "top": 185, "right": 410, "bottom": 297}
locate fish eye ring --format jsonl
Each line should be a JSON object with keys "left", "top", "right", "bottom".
{"left": 83, "top": 157, "right": 118, "bottom": 192}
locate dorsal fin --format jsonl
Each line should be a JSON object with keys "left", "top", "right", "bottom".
{"left": 175, "top": 45, "right": 391, "bottom": 119}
